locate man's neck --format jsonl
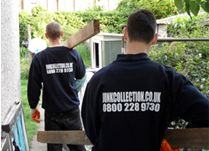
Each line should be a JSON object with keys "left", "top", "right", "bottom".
{"left": 49, "top": 39, "right": 62, "bottom": 47}
{"left": 125, "top": 41, "right": 150, "bottom": 54}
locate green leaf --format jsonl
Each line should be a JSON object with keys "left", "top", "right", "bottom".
{"left": 174, "top": 0, "right": 184, "bottom": 10}
{"left": 184, "top": 0, "right": 191, "bottom": 16}
{"left": 190, "top": 1, "right": 200, "bottom": 16}
{"left": 201, "top": 0, "right": 209, "bottom": 13}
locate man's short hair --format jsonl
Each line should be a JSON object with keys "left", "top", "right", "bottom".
{"left": 127, "top": 9, "right": 156, "bottom": 43}
{"left": 46, "top": 22, "right": 62, "bottom": 39}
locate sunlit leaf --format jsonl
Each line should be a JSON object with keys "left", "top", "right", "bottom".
{"left": 201, "top": 0, "right": 209, "bottom": 13}
{"left": 190, "top": 1, "right": 200, "bottom": 16}
{"left": 184, "top": 0, "right": 191, "bottom": 16}
{"left": 174, "top": 0, "right": 184, "bottom": 10}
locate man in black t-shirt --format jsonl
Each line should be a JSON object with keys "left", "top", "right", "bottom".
{"left": 81, "top": 10, "right": 209, "bottom": 151}
{"left": 28, "top": 22, "right": 86, "bottom": 151}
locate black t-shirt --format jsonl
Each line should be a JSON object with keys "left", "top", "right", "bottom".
{"left": 28, "top": 46, "right": 85, "bottom": 113}
{"left": 81, "top": 53, "right": 209, "bottom": 151}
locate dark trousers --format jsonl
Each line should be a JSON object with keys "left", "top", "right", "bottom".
{"left": 45, "top": 108, "right": 86, "bottom": 151}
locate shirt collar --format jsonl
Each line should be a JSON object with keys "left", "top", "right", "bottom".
{"left": 116, "top": 53, "right": 150, "bottom": 62}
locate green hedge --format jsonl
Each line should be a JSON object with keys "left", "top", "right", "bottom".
{"left": 150, "top": 42, "right": 209, "bottom": 97}
{"left": 149, "top": 14, "right": 209, "bottom": 129}
{"left": 19, "top": 2, "right": 178, "bottom": 49}
{"left": 150, "top": 14, "right": 209, "bottom": 97}
{"left": 19, "top": 7, "right": 127, "bottom": 48}
{"left": 75, "top": 10, "right": 128, "bottom": 33}
{"left": 168, "top": 14, "right": 209, "bottom": 38}
{"left": 116, "top": 0, "right": 178, "bottom": 19}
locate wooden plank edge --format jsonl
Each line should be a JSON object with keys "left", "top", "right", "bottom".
{"left": 67, "top": 20, "right": 100, "bottom": 48}
{"left": 37, "top": 130, "right": 92, "bottom": 145}
{"left": 165, "top": 128, "right": 209, "bottom": 149}
{"left": 37, "top": 128, "right": 209, "bottom": 148}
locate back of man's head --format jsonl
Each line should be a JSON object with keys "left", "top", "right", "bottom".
{"left": 46, "top": 22, "right": 62, "bottom": 40}
{"left": 127, "top": 9, "right": 156, "bottom": 44}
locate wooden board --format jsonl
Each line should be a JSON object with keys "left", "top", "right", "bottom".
{"left": 37, "top": 130, "right": 92, "bottom": 145}
{"left": 66, "top": 20, "right": 100, "bottom": 48}
{"left": 165, "top": 128, "right": 209, "bottom": 149}
{"left": 37, "top": 128, "right": 209, "bottom": 148}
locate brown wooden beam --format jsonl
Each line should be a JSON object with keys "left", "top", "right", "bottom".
{"left": 66, "top": 20, "right": 100, "bottom": 48}
{"left": 165, "top": 128, "right": 209, "bottom": 149}
{"left": 37, "top": 128, "right": 209, "bottom": 148}
{"left": 37, "top": 130, "right": 92, "bottom": 145}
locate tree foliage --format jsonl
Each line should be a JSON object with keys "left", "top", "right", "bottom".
{"left": 175, "top": 0, "right": 209, "bottom": 16}
{"left": 151, "top": 13, "right": 209, "bottom": 96}
{"left": 116, "top": 0, "right": 178, "bottom": 19}
{"left": 116, "top": 0, "right": 209, "bottom": 16}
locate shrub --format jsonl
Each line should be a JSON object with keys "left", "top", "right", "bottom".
{"left": 19, "top": 11, "right": 31, "bottom": 46}
{"left": 150, "top": 14, "right": 209, "bottom": 129}
{"left": 150, "top": 42, "right": 209, "bottom": 96}
{"left": 19, "top": 6, "right": 128, "bottom": 48}
{"left": 151, "top": 14, "right": 209, "bottom": 97}
{"left": 20, "top": 57, "right": 31, "bottom": 80}
{"left": 20, "top": 47, "right": 29, "bottom": 58}
{"left": 76, "top": 43, "right": 91, "bottom": 67}
{"left": 116, "top": 0, "right": 178, "bottom": 19}
{"left": 167, "top": 14, "right": 209, "bottom": 38}
{"left": 75, "top": 10, "right": 128, "bottom": 33}
{"left": 53, "top": 12, "right": 85, "bottom": 40}
{"left": 30, "top": 7, "right": 54, "bottom": 39}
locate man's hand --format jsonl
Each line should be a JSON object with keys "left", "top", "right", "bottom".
{"left": 31, "top": 109, "right": 40, "bottom": 123}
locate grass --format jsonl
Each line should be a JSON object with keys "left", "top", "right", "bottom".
{"left": 76, "top": 43, "right": 91, "bottom": 67}
{"left": 21, "top": 80, "right": 38, "bottom": 147}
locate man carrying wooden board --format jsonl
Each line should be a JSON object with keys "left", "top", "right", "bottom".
{"left": 27, "top": 20, "right": 99, "bottom": 151}
{"left": 81, "top": 9, "right": 209, "bottom": 151}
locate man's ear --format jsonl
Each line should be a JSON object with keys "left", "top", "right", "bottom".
{"left": 60, "top": 31, "right": 64, "bottom": 37}
{"left": 45, "top": 33, "right": 48, "bottom": 39}
{"left": 151, "top": 33, "right": 158, "bottom": 45}
{"left": 123, "top": 26, "right": 128, "bottom": 42}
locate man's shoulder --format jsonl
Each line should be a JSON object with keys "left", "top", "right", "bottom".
{"left": 149, "top": 59, "right": 176, "bottom": 73}
{"left": 35, "top": 46, "right": 71, "bottom": 57}
{"left": 34, "top": 47, "right": 49, "bottom": 56}
{"left": 88, "top": 65, "right": 112, "bottom": 83}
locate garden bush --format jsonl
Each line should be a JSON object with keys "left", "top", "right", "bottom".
{"left": 19, "top": 2, "right": 178, "bottom": 49}
{"left": 168, "top": 14, "right": 209, "bottom": 38}
{"left": 76, "top": 43, "right": 91, "bottom": 67}
{"left": 76, "top": 10, "right": 128, "bottom": 33}
{"left": 30, "top": 6, "right": 54, "bottom": 39}
{"left": 19, "top": 11, "right": 31, "bottom": 46}
{"left": 150, "top": 42, "right": 209, "bottom": 97}
{"left": 149, "top": 14, "right": 209, "bottom": 129}
{"left": 20, "top": 58, "right": 30, "bottom": 80}
{"left": 53, "top": 12, "right": 85, "bottom": 40}
{"left": 19, "top": 6, "right": 128, "bottom": 57}
{"left": 165, "top": 14, "right": 209, "bottom": 96}
{"left": 116, "top": 0, "right": 178, "bottom": 19}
